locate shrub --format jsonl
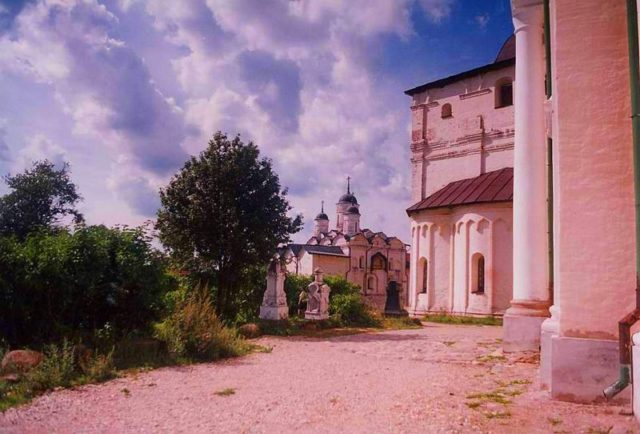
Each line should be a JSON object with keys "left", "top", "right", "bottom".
{"left": 0, "top": 225, "right": 177, "bottom": 347}
{"left": 78, "top": 349, "right": 116, "bottom": 383}
{"left": 330, "top": 293, "right": 380, "bottom": 327}
{"left": 27, "top": 340, "right": 76, "bottom": 391}
{"left": 154, "top": 288, "right": 248, "bottom": 361}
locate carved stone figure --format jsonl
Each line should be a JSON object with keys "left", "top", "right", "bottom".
{"left": 259, "top": 255, "right": 289, "bottom": 320}
{"left": 305, "top": 268, "right": 331, "bottom": 320}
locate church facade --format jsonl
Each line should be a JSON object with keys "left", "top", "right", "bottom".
{"left": 405, "top": 37, "right": 516, "bottom": 317}
{"left": 282, "top": 182, "right": 409, "bottom": 310}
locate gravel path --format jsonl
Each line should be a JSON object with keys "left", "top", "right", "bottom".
{"left": 1, "top": 324, "right": 637, "bottom": 433}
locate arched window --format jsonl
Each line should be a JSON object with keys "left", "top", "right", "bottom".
{"left": 495, "top": 78, "right": 513, "bottom": 108}
{"left": 422, "top": 259, "right": 428, "bottom": 293}
{"left": 441, "top": 103, "right": 452, "bottom": 118}
{"left": 371, "top": 253, "right": 387, "bottom": 270}
{"left": 367, "top": 276, "right": 376, "bottom": 291}
{"left": 471, "top": 253, "right": 485, "bottom": 294}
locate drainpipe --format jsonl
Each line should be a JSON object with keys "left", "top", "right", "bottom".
{"left": 544, "top": 0, "right": 554, "bottom": 305}
{"left": 604, "top": 0, "right": 640, "bottom": 400}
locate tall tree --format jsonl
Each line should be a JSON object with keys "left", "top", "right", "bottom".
{"left": 156, "top": 132, "right": 302, "bottom": 320}
{"left": 0, "top": 160, "right": 83, "bottom": 239}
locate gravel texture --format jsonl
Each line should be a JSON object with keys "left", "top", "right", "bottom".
{"left": 1, "top": 323, "right": 637, "bottom": 433}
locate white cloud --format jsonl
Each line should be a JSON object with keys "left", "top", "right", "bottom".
{"left": 419, "top": 0, "right": 455, "bottom": 23}
{"left": 0, "top": 0, "right": 418, "bottom": 243}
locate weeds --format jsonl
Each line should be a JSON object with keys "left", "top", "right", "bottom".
{"left": 548, "top": 417, "right": 562, "bottom": 426}
{"left": 214, "top": 387, "right": 235, "bottom": 396}
{"left": 466, "top": 391, "right": 512, "bottom": 405}
{"left": 442, "top": 341, "right": 456, "bottom": 347}
{"left": 484, "top": 410, "right": 512, "bottom": 419}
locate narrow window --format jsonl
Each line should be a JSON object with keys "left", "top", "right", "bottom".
{"left": 359, "top": 257, "right": 364, "bottom": 268}
{"left": 441, "top": 103, "right": 452, "bottom": 118}
{"left": 368, "top": 276, "right": 376, "bottom": 291}
{"left": 477, "top": 256, "right": 485, "bottom": 294}
{"left": 421, "top": 260, "right": 428, "bottom": 293}
{"left": 495, "top": 79, "right": 513, "bottom": 108}
{"left": 471, "top": 253, "right": 485, "bottom": 294}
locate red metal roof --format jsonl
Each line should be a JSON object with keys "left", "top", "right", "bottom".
{"left": 406, "top": 167, "right": 513, "bottom": 215}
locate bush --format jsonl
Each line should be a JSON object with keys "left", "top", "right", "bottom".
{"left": 154, "top": 288, "right": 248, "bottom": 361}
{"left": 330, "top": 293, "right": 380, "bottom": 327}
{"left": 0, "top": 225, "right": 177, "bottom": 347}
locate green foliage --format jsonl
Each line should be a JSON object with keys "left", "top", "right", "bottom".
{"left": 284, "top": 274, "right": 312, "bottom": 314}
{"left": 325, "top": 276, "right": 378, "bottom": 327}
{"left": 0, "top": 224, "right": 177, "bottom": 346}
{"left": 330, "top": 293, "right": 380, "bottom": 327}
{"left": 27, "top": 340, "right": 76, "bottom": 391}
{"left": 153, "top": 288, "right": 249, "bottom": 361}
{"left": 423, "top": 313, "right": 502, "bottom": 326}
{"left": 156, "top": 132, "right": 302, "bottom": 321}
{"left": 0, "top": 160, "right": 83, "bottom": 239}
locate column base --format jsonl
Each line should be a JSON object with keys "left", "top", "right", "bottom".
{"left": 551, "top": 335, "right": 629, "bottom": 404}
{"left": 540, "top": 305, "right": 560, "bottom": 389}
{"left": 408, "top": 293, "right": 429, "bottom": 317}
{"left": 259, "top": 305, "right": 289, "bottom": 321}
{"left": 503, "top": 300, "right": 549, "bottom": 352}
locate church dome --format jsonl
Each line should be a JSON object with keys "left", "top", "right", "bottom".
{"left": 346, "top": 206, "right": 360, "bottom": 215}
{"left": 315, "top": 212, "right": 329, "bottom": 220}
{"left": 339, "top": 193, "right": 358, "bottom": 204}
{"left": 495, "top": 34, "right": 515, "bottom": 63}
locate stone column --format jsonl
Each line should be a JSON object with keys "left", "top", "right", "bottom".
{"left": 503, "top": 0, "right": 550, "bottom": 352}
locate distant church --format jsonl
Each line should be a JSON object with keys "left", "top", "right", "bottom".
{"left": 282, "top": 179, "right": 409, "bottom": 310}
{"left": 405, "top": 36, "right": 515, "bottom": 317}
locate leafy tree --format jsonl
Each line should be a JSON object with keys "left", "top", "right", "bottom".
{"left": 156, "top": 132, "right": 302, "bottom": 320}
{"left": 0, "top": 160, "right": 83, "bottom": 238}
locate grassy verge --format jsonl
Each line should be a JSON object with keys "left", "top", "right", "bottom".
{"left": 423, "top": 313, "right": 502, "bottom": 326}
{"left": 256, "top": 314, "right": 421, "bottom": 338}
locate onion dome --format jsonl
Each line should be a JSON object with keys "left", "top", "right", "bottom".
{"left": 338, "top": 176, "right": 358, "bottom": 204}
{"left": 346, "top": 206, "right": 360, "bottom": 215}
{"left": 495, "top": 34, "right": 515, "bottom": 63}
{"left": 315, "top": 201, "right": 329, "bottom": 220}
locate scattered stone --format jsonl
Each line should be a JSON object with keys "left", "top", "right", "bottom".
{"left": 1, "top": 350, "right": 44, "bottom": 374}
{"left": 238, "top": 323, "right": 262, "bottom": 339}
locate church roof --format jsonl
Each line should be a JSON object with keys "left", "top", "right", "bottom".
{"left": 287, "top": 244, "right": 347, "bottom": 257}
{"left": 406, "top": 167, "right": 513, "bottom": 215}
{"left": 404, "top": 35, "right": 515, "bottom": 96}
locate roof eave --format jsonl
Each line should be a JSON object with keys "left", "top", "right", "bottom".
{"left": 404, "top": 57, "right": 515, "bottom": 96}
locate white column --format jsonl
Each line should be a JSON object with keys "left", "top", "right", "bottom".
{"left": 503, "top": 0, "right": 550, "bottom": 352}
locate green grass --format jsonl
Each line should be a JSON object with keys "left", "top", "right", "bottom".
{"left": 257, "top": 314, "right": 422, "bottom": 338}
{"left": 423, "top": 313, "right": 502, "bottom": 326}
{"left": 214, "top": 387, "right": 235, "bottom": 396}
{"left": 466, "top": 391, "right": 512, "bottom": 405}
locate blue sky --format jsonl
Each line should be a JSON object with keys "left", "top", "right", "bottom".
{"left": 0, "top": 0, "right": 513, "bottom": 243}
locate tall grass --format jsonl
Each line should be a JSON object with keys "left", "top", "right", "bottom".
{"left": 423, "top": 313, "right": 502, "bottom": 326}
{"left": 154, "top": 288, "right": 249, "bottom": 361}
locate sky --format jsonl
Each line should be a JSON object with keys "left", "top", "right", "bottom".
{"left": 0, "top": 0, "right": 513, "bottom": 244}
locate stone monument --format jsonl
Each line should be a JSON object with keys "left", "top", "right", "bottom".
{"left": 305, "top": 267, "right": 331, "bottom": 321}
{"left": 384, "top": 280, "right": 405, "bottom": 316}
{"left": 259, "top": 255, "right": 289, "bottom": 320}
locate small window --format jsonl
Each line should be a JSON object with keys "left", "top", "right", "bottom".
{"left": 441, "top": 103, "right": 452, "bottom": 118}
{"left": 359, "top": 257, "right": 364, "bottom": 268}
{"left": 471, "top": 253, "right": 485, "bottom": 294}
{"left": 495, "top": 79, "right": 513, "bottom": 108}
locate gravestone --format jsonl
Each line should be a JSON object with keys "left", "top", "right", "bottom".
{"left": 259, "top": 256, "right": 289, "bottom": 320}
{"left": 305, "top": 268, "right": 331, "bottom": 321}
{"left": 384, "top": 280, "right": 404, "bottom": 316}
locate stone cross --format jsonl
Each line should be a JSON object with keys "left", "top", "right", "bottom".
{"left": 259, "top": 255, "right": 289, "bottom": 320}
{"left": 305, "top": 267, "right": 331, "bottom": 321}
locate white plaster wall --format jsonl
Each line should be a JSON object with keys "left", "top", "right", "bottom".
{"left": 408, "top": 203, "right": 513, "bottom": 316}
